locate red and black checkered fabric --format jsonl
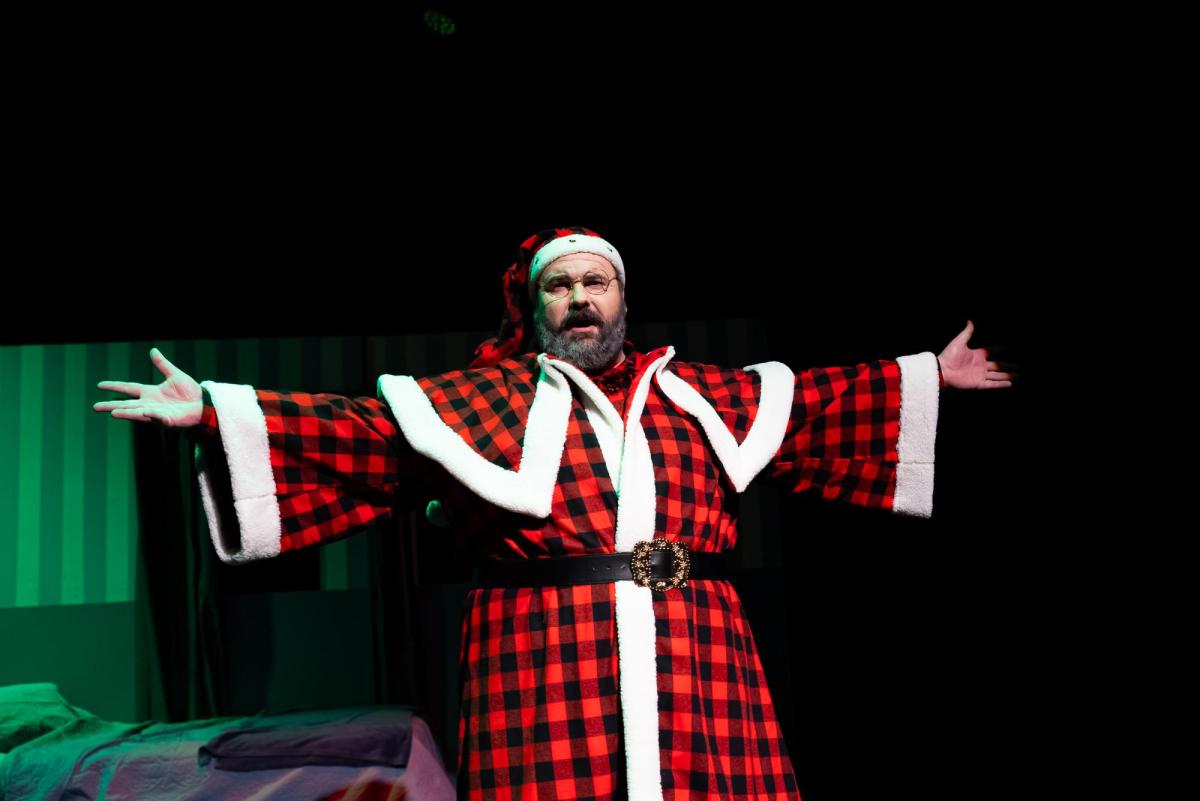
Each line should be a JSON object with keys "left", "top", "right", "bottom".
{"left": 193, "top": 339, "right": 905, "bottom": 800}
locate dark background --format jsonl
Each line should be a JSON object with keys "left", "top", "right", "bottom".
{"left": 3, "top": 6, "right": 1075, "bottom": 799}
{"left": 8, "top": 3, "right": 1067, "bottom": 353}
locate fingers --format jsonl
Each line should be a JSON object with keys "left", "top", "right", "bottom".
{"left": 149, "top": 347, "right": 178, "bottom": 379}
{"left": 110, "top": 406, "right": 154, "bottom": 422}
{"left": 96, "top": 380, "right": 145, "bottom": 398}
{"left": 94, "top": 399, "right": 160, "bottom": 420}
{"left": 981, "top": 348, "right": 1019, "bottom": 372}
{"left": 93, "top": 398, "right": 142, "bottom": 412}
{"left": 951, "top": 320, "right": 975, "bottom": 346}
{"left": 100, "top": 402, "right": 172, "bottom": 425}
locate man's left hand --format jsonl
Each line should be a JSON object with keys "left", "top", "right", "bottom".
{"left": 937, "top": 320, "right": 1020, "bottom": 390}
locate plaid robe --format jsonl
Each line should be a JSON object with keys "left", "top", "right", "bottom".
{"left": 189, "top": 338, "right": 940, "bottom": 801}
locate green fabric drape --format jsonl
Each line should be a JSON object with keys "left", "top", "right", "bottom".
{"left": 131, "top": 423, "right": 227, "bottom": 723}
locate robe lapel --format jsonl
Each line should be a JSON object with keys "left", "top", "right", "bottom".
{"left": 655, "top": 359, "right": 795, "bottom": 493}
{"left": 376, "top": 359, "right": 572, "bottom": 519}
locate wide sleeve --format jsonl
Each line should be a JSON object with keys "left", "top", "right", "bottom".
{"left": 763, "top": 351, "right": 941, "bottom": 517}
{"left": 185, "top": 379, "right": 438, "bottom": 564}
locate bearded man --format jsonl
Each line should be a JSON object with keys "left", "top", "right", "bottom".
{"left": 96, "top": 226, "right": 1017, "bottom": 801}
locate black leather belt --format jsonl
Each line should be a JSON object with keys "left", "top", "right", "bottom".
{"left": 470, "top": 539, "right": 733, "bottom": 591}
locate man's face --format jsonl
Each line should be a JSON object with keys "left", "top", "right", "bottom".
{"left": 531, "top": 253, "right": 627, "bottom": 372}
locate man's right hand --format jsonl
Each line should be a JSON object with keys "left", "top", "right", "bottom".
{"left": 93, "top": 347, "right": 203, "bottom": 428}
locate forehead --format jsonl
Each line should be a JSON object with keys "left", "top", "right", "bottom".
{"left": 541, "top": 253, "right": 615, "bottom": 278}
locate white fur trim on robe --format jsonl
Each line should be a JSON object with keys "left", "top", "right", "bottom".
{"left": 376, "top": 367, "right": 573, "bottom": 519}
{"left": 195, "top": 381, "right": 283, "bottom": 563}
{"left": 893, "top": 352, "right": 940, "bottom": 518}
{"left": 524, "top": 350, "right": 675, "bottom": 801}
{"left": 655, "top": 360, "right": 795, "bottom": 493}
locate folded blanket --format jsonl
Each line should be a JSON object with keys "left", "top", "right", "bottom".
{"left": 198, "top": 707, "right": 414, "bottom": 771}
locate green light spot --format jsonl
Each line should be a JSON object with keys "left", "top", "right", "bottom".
{"left": 423, "top": 10, "right": 457, "bottom": 36}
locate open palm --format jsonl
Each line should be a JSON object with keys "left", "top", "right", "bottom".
{"left": 937, "top": 320, "right": 1020, "bottom": 390}
{"left": 93, "top": 347, "right": 203, "bottom": 427}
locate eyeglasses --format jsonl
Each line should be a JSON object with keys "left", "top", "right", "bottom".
{"left": 539, "top": 271, "right": 619, "bottom": 303}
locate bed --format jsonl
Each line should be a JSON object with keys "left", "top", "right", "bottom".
{"left": 0, "top": 683, "right": 456, "bottom": 800}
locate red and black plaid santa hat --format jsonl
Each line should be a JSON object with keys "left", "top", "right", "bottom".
{"left": 469, "top": 226, "right": 626, "bottom": 368}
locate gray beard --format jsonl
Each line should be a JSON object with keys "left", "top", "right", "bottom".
{"left": 533, "top": 306, "right": 627, "bottom": 373}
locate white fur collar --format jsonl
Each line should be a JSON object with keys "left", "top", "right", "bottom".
{"left": 376, "top": 351, "right": 795, "bottom": 517}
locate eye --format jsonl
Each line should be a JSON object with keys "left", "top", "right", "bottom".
{"left": 584, "top": 275, "right": 605, "bottom": 287}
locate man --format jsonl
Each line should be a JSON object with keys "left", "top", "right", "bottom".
{"left": 94, "top": 226, "right": 1017, "bottom": 800}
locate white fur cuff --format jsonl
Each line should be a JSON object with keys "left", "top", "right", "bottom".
{"left": 196, "top": 381, "right": 282, "bottom": 562}
{"left": 893, "top": 352, "right": 940, "bottom": 517}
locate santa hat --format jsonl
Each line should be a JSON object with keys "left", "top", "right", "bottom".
{"left": 469, "top": 226, "right": 624, "bottom": 369}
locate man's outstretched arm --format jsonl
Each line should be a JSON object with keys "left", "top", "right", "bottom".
{"left": 95, "top": 347, "right": 436, "bottom": 564}
{"left": 764, "top": 320, "right": 1018, "bottom": 517}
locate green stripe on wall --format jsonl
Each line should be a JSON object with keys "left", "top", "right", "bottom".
{"left": 40, "top": 345, "right": 65, "bottom": 606}
{"left": 278, "top": 337, "right": 302, "bottom": 394}
{"left": 130, "top": 339, "right": 152, "bottom": 598}
{"left": 103, "top": 342, "right": 132, "bottom": 604}
{"left": 84, "top": 342, "right": 108, "bottom": 605}
{"left": 319, "top": 337, "right": 345, "bottom": 398}
{"left": 0, "top": 346, "right": 20, "bottom": 608}
{"left": 235, "top": 338, "right": 260, "bottom": 386}
{"left": 62, "top": 344, "right": 86, "bottom": 605}
{"left": 16, "top": 346, "right": 45, "bottom": 607}
{"left": 259, "top": 337, "right": 280, "bottom": 390}
{"left": 193, "top": 339, "right": 219, "bottom": 397}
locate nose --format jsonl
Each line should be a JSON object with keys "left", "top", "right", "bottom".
{"left": 568, "top": 281, "right": 591, "bottom": 307}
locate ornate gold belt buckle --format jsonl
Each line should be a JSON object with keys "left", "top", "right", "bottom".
{"left": 630, "top": 538, "right": 690, "bottom": 591}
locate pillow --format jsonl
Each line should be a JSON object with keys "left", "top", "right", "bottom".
{"left": 0, "top": 683, "right": 90, "bottom": 754}
{"left": 199, "top": 709, "right": 414, "bottom": 771}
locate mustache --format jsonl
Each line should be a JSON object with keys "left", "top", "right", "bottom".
{"left": 561, "top": 314, "right": 602, "bottom": 329}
